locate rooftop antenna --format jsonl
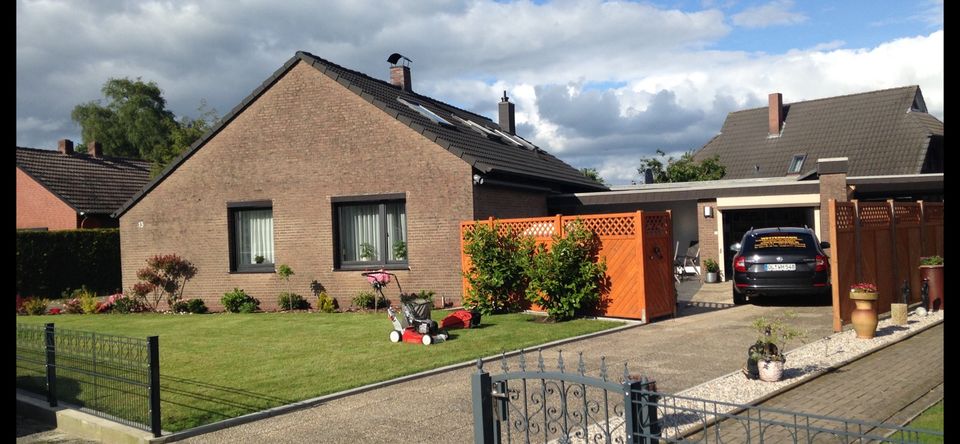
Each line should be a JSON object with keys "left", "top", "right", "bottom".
{"left": 387, "top": 53, "right": 412, "bottom": 67}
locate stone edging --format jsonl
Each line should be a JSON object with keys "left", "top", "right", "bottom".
{"left": 151, "top": 318, "right": 642, "bottom": 443}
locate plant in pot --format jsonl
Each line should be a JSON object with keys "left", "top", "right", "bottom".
{"left": 703, "top": 258, "right": 720, "bottom": 283}
{"left": 747, "top": 311, "right": 805, "bottom": 382}
{"left": 849, "top": 282, "right": 879, "bottom": 339}
{"left": 919, "top": 255, "right": 943, "bottom": 311}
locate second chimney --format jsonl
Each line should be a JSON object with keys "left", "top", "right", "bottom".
{"left": 499, "top": 91, "right": 516, "bottom": 135}
{"left": 769, "top": 92, "right": 783, "bottom": 136}
{"left": 88, "top": 141, "right": 103, "bottom": 158}
{"left": 390, "top": 65, "right": 412, "bottom": 92}
{"left": 58, "top": 139, "right": 74, "bottom": 155}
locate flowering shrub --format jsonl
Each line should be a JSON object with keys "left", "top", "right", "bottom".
{"left": 22, "top": 298, "right": 49, "bottom": 316}
{"left": 16, "top": 294, "right": 24, "bottom": 314}
{"left": 63, "top": 298, "right": 84, "bottom": 314}
{"left": 110, "top": 293, "right": 147, "bottom": 314}
{"left": 850, "top": 282, "right": 878, "bottom": 292}
{"left": 49, "top": 307, "right": 61, "bottom": 315}
{"left": 134, "top": 254, "right": 198, "bottom": 311}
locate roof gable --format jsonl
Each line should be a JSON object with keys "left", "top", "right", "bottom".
{"left": 16, "top": 147, "right": 152, "bottom": 214}
{"left": 695, "top": 86, "right": 943, "bottom": 179}
{"left": 114, "top": 52, "right": 605, "bottom": 217}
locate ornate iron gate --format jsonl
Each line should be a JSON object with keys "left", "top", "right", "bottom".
{"left": 472, "top": 350, "right": 659, "bottom": 444}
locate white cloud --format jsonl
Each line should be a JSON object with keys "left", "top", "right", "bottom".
{"left": 731, "top": 0, "right": 807, "bottom": 28}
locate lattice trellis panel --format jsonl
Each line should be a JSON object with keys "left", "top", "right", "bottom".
{"left": 835, "top": 203, "right": 856, "bottom": 231}
{"left": 497, "top": 219, "right": 555, "bottom": 238}
{"left": 893, "top": 203, "right": 921, "bottom": 225}
{"left": 644, "top": 213, "right": 671, "bottom": 238}
{"left": 858, "top": 203, "right": 890, "bottom": 227}
{"left": 564, "top": 216, "right": 635, "bottom": 237}
{"left": 925, "top": 203, "right": 944, "bottom": 223}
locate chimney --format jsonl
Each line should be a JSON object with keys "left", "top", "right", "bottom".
{"left": 499, "top": 91, "right": 516, "bottom": 135}
{"left": 58, "top": 139, "right": 74, "bottom": 155}
{"left": 768, "top": 92, "right": 783, "bottom": 136}
{"left": 390, "top": 65, "right": 411, "bottom": 91}
{"left": 88, "top": 141, "right": 103, "bottom": 158}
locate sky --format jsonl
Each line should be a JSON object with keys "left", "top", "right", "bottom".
{"left": 16, "top": 0, "right": 943, "bottom": 185}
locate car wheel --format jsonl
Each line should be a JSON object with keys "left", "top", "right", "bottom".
{"left": 733, "top": 290, "right": 746, "bottom": 305}
{"left": 389, "top": 330, "right": 401, "bottom": 343}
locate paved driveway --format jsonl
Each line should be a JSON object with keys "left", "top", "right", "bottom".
{"left": 183, "top": 303, "right": 835, "bottom": 443}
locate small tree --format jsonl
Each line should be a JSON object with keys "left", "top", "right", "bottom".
{"left": 462, "top": 223, "right": 533, "bottom": 315}
{"left": 133, "top": 254, "right": 197, "bottom": 311}
{"left": 524, "top": 220, "right": 607, "bottom": 321}
{"left": 636, "top": 149, "right": 725, "bottom": 183}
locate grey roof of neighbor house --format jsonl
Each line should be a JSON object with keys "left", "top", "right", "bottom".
{"left": 16, "top": 146, "right": 152, "bottom": 214}
{"left": 114, "top": 51, "right": 606, "bottom": 217}
{"left": 694, "top": 86, "right": 943, "bottom": 179}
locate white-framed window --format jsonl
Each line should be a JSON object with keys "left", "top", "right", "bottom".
{"left": 788, "top": 154, "right": 807, "bottom": 174}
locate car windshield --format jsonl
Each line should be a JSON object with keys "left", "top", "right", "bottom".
{"left": 742, "top": 232, "right": 818, "bottom": 254}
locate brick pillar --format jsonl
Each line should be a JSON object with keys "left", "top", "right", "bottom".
{"left": 696, "top": 199, "right": 720, "bottom": 268}
{"left": 818, "top": 157, "right": 849, "bottom": 245}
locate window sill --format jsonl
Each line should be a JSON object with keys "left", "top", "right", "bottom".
{"left": 230, "top": 267, "right": 276, "bottom": 274}
{"left": 335, "top": 265, "right": 410, "bottom": 272}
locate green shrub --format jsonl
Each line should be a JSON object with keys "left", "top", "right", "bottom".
{"left": 23, "top": 298, "right": 49, "bottom": 315}
{"left": 111, "top": 294, "right": 147, "bottom": 314}
{"left": 79, "top": 292, "right": 100, "bottom": 314}
{"left": 17, "top": 229, "right": 121, "bottom": 299}
{"left": 703, "top": 258, "right": 720, "bottom": 273}
{"left": 172, "top": 298, "right": 208, "bottom": 314}
{"left": 278, "top": 292, "right": 310, "bottom": 311}
{"left": 462, "top": 223, "right": 533, "bottom": 315}
{"left": 221, "top": 288, "right": 260, "bottom": 313}
{"left": 316, "top": 291, "right": 338, "bottom": 313}
{"left": 133, "top": 254, "right": 198, "bottom": 312}
{"left": 920, "top": 255, "right": 944, "bottom": 266}
{"left": 524, "top": 220, "right": 607, "bottom": 321}
{"left": 352, "top": 290, "right": 387, "bottom": 309}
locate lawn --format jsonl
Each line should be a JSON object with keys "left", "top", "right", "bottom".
{"left": 16, "top": 311, "right": 622, "bottom": 432}
{"left": 894, "top": 401, "right": 944, "bottom": 443}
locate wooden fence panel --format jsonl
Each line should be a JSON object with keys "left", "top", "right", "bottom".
{"left": 893, "top": 203, "right": 923, "bottom": 303}
{"left": 641, "top": 211, "right": 675, "bottom": 320}
{"left": 830, "top": 201, "right": 858, "bottom": 332}
{"left": 922, "top": 202, "right": 944, "bottom": 258}
{"left": 858, "top": 202, "right": 895, "bottom": 316}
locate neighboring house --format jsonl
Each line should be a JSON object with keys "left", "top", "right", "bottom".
{"left": 17, "top": 141, "right": 152, "bottom": 230}
{"left": 114, "top": 51, "right": 605, "bottom": 310}
{"left": 551, "top": 86, "right": 943, "bottom": 280}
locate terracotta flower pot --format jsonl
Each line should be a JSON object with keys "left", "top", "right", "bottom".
{"left": 850, "top": 290, "right": 879, "bottom": 339}
{"left": 919, "top": 265, "right": 944, "bottom": 311}
{"left": 758, "top": 360, "right": 784, "bottom": 382}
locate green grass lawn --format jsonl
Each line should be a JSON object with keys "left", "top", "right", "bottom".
{"left": 895, "top": 401, "right": 944, "bottom": 443}
{"left": 17, "top": 311, "right": 621, "bottom": 432}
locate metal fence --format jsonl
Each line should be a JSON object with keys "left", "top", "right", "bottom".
{"left": 636, "top": 390, "right": 943, "bottom": 443}
{"left": 15, "top": 323, "right": 161, "bottom": 437}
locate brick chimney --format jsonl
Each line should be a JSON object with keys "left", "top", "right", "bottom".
{"left": 768, "top": 92, "right": 783, "bottom": 136}
{"left": 88, "top": 141, "right": 103, "bottom": 158}
{"left": 58, "top": 139, "right": 74, "bottom": 155}
{"left": 498, "top": 91, "right": 516, "bottom": 135}
{"left": 390, "top": 65, "right": 411, "bottom": 92}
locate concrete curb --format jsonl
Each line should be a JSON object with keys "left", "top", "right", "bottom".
{"left": 16, "top": 391, "right": 158, "bottom": 444}
{"left": 673, "top": 317, "right": 943, "bottom": 439}
{"left": 153, "top": 318, "right": 643, "bottom": 443}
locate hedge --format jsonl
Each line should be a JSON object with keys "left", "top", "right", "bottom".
{"left": 16, "top": 228, "right": 121, "bottom": 299}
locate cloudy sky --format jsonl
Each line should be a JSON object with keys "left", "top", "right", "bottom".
{"left": 17, "top": 0, "right": 943, "bottom": 185}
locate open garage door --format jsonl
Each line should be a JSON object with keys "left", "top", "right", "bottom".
{"left": 721, "top": 207, "right": 816, "bottom": 280}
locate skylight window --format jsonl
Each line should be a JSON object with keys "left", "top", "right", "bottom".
{"left": 397, "top": 97, "right": 453, "bottom": 126}
{"left": 494, "top": 129, "right": 538, "bottom": 151}
{"left": 451, "top": 115, "right": 502, "bottom": 140}
{"left": 788, "top": 154, "right": 806, "bottom": 174}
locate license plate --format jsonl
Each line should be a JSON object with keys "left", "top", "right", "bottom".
{"left": 765, "top": 263, "right": 796, "bottom": 271}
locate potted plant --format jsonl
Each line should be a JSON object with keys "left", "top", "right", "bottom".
{"left": 748, "top": 312, "right": 805, "bottom": 382}
{"left": 919, "top": 255, "right": 943, "bottom": 311}
{"left": 254, "top": 255, "right": 265, "bottom": 264}
{"left": 359, "top": 243, "right": 376, "bottom": 261}
{"left": 849, "top": 282, "right": 879, "bottom": 339}
{"left": 703, "top": 258, "right": 720, "bottom": 283}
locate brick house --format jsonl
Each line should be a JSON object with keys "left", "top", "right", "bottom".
{"left": 17, "top": 141, "right": 152, "bottom": 230}
{"left": 552, "top": 86, "right": 943, "bottom": 279}
{"left": 113, "top": 51, "right": 605, "bottom": 310}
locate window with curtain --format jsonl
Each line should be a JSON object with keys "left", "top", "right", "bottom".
{"left": 229, "top": 205, "right": 274, "bottom": 272}
{"left": 336, "top": 199, "right": 407, "bottom": 268}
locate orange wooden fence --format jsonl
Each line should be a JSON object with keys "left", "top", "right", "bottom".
{"left": 828, "top": 200, "right": 944, "bottom": 332}
{"left": 460, "top": 211, "right": 675, "bottom": 321}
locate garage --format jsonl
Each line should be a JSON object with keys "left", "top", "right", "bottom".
{"left": 719, "top": 207, "right": 817, "bottom": 280}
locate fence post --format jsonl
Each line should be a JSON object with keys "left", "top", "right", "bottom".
{"left": 44, "top": 323, "right": 57, "bottom": 407}
{"left": 638, "top": 376, "right": 661, "bottom": 444}
{"left": 472, "top": 360, "right": 495, "bottom": 444}
{"left": 918, "top": 200, "right": 925, "bottom": 257}
{"left": 555, "top": 214, "right": 563, "bottom": 237}
{"left": 888, "top": 199, "right": 899, "bottom": 290}
{"left": 852, "top": 199, "right": 862, "bottom": 283}
{"left": 148, "top": 336, "right": 162, "bottom": 437}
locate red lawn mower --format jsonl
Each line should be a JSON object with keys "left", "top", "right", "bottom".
{"left": 362, "top": 271, "right": 481, "bottom": 346}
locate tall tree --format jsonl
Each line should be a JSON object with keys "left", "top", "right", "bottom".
{"left": 579, "top": 167, "right": 607, "bottom": 186}
{"left": 636, "top": 149, "right": 725, "bottom": 183}
{"left": 71, "top": 78, "right": 217, "bottom": 175}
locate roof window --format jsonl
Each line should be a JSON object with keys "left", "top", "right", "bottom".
{"left": 494, "top": 129, "right": 538, "bottom": 151}
{"left": 397, "top": 97, "right": 453, "bottom": 127}
{"left": 787, "top": 154, "right": 806, "bottom": 174}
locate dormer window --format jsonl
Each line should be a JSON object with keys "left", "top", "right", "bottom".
{"left": 787, "top": 154, "right": 806, "bottom": 174}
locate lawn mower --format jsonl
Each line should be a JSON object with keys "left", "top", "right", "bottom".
{"left": 362, "top": 270, "right": 481, "bottom": 346}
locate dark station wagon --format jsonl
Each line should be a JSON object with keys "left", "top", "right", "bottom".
{"left": 730, "top": 227, "right": 831, "bottom": 305}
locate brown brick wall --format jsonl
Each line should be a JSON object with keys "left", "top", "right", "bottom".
{"left": 819, "top": 172, "right": 848, "bottom": 245}
{"left": 17, "top": 168, "right": 77, "bottom": 230}
{"left": 120, "top": 61, "right": 476, "bottom": 311}
{"left": 697, "top": 200, "right": 720, "bottom": 274}
{"left": 473, "top": 185, "right": 549, "bottom": 219}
